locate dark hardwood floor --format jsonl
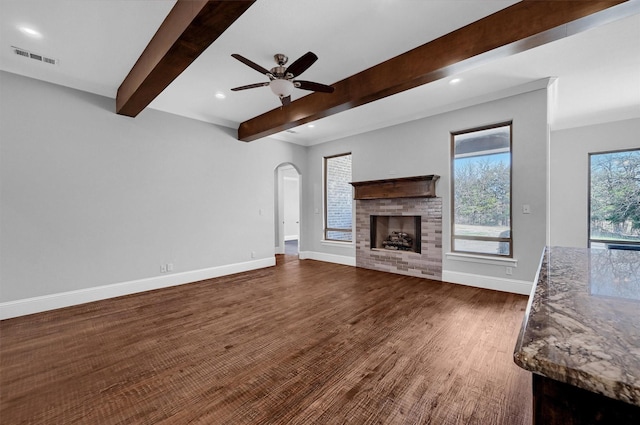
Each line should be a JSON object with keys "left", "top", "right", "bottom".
{"left": 1, "top": 257, "right": 532, "bottom": 424}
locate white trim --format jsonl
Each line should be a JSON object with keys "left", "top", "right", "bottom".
{"left": 284, "top": 235, "right": 299, "bottom": 241}
{"left": 0, "top": 258, "right": 275, "bottom": 320}
{"left": 298, "top": 251, "right": 356, "bottom": 267}
{"left": 442, "top": 270, "right": 532, "bottom": 295}
{"left": 446, "top": 252, "right": 518, "bottom": 267}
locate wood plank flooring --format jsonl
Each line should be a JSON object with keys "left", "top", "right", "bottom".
{"left": 1, "top": 257, "right": 532, "bottom": 424}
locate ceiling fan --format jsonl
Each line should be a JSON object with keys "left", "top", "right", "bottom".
{"left": 230, "top": 52, "right": 335, "bottom": 106}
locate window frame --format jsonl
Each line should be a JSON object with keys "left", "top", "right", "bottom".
{"left": 324, "top": 152, "right": 353, "bottom": 242}
{"left": 450, "top": 121, "right": 513, "bottom": 258}
{"left": 588, "top": 147, "right": 640, "bottom": 249}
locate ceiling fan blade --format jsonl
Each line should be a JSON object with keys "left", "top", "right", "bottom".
{"left": 230, "top": 82, "right": 270, "bottom": 91}
{"left": 231, "top": 54, "right": 271, "bottom": 76}
{"left": 280, "top": 95, "right": 291, "bottom": 106}
{"left": 294, "top": 80, "right": 335, "bottom": 93}
{"left": 285, "top": 52, "right": 318, "bottom": 77}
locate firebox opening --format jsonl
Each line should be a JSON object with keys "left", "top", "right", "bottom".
{"left": 370, "top": 215, "right": 421, "bottom": 253}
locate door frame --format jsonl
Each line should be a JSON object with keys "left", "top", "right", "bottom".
{"left": 274, "top": 163, "right": 301, "bottom": 255}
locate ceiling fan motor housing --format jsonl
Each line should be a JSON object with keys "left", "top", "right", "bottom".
{"left": 270, "top": 66, "right": 289, "bottom": 79}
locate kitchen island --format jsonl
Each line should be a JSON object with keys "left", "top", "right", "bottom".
{"left": 514, "top": 246, "right": 640, "bottom": 424}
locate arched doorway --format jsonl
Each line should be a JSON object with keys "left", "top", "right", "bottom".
{"left": 274, "top": 163, "right": 301, "bottom": 257}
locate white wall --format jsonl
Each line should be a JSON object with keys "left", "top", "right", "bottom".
{"left": 549, "top": 118, "right": 640, "bottom": 247}
{"left": 9, "top": 69, "right": 633, "bottom": 313}
{"left": 303, "top": 87, "right": 550, "bottom": 293}
{"left": 0, "top": 71, "right": 306, "bottom": 309}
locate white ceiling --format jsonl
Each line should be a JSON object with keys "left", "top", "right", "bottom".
{"left": 1, "top": 0, "right": 639, "bottom": 146}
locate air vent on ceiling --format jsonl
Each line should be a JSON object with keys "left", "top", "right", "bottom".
{"left": 286, "top": 130, "right": 298, "bottom": 134}
{"left": 12, "top": 46, "right": 58, "bottom": 65}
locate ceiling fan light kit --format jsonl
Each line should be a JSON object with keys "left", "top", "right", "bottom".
{"left": 270, "top": 79, "right": 294, "bottom": 98}
{"left": 231, "top": 51, "right": 335, "bottom": 106}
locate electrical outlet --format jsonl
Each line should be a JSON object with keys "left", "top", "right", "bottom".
{"left": 167, "top": 263, "right": 173, "bottom": 272}
{"left": 160, "top": 264, "right": 167, "bottom": 273}
{"left": 251, "top": 251, "right": 256, "bottom": 259}
{"left": 506, "top": 266, "right": 513, "bottom": 275}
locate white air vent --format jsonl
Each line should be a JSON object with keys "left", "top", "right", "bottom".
{"left": 14, "top": 48, "right": 29, "bottom": 58}
{"left": 286, "top": 130, "right": 298, "bottom": 134}
{"left": 12, "top": 46, "right": 58, "bottom": 65}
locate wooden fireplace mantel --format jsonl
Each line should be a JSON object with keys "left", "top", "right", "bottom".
{"left": 350, "top": 175, "right": 440, "bottom": 200}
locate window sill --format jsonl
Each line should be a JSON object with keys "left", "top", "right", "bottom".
{"left": 321, "top": 239, "right": 354, "bottom": 247}
{"left": 446, "top": 252, "right": 518, "bottom": 267}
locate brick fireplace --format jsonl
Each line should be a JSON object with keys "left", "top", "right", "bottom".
{"left": 352, "top": 176, "right": 442, "bottom": 280}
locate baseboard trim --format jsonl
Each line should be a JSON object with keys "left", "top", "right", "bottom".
{"left": 442, "top": 270, "right": 533, "bottom": 295}
{"left": 298, "top": 251, "right": 356, "bottom": 267}
{"left": 0, "top": 258, "right": 275, "bottom": 320}
{"left": 293, "top": 254, "right": 530, "bottom": 295}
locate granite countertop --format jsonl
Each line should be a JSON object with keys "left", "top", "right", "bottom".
{"left": 514, "top": 246, "right": 640, "bottom": 406}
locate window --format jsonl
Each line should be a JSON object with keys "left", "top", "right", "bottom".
{"left": 324, "top": 153, "right": 353, "bottom": 241}
{"left": 589, "top": 148, "right": 640, "bottom": 249}
{"left": 451, "top": 122, "right": 512, "bottom": 256}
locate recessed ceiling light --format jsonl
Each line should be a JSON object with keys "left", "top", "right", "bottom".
{"left": 18, "top": 26, "right": 42, "bottom": 38}
{"left": 449, "top": 78, "right": 462, "bottom": 85}
{"left": 215, "top": 92, "right": 226, "bottom": 99}
{"left": 307, "top": 124, "right": 315, "bottom": 128}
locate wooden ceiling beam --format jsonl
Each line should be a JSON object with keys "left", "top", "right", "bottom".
{"left": 238, "top": 0, "right": 627, "bottom": 142}
{"left": 116, "top": 0, "right": 255, "bottom": 117}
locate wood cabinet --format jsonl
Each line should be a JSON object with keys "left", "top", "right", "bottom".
{"left": 533, "top": 374, "right": 640, "bottom": 425}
